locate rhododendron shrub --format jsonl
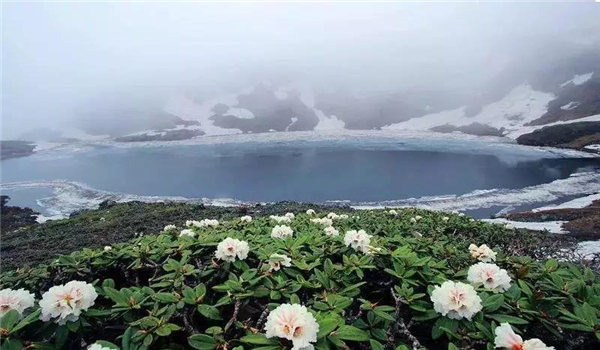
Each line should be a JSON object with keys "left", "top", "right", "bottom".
{"left": 0, "top": 210, "right": 598, "bottom": 350}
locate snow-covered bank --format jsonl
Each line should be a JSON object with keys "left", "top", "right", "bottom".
{"left": 533, "top": 193, "right": 600, "bottom": 212}
{"left": 481, "top": 218, "right": 568, "bottom": 234}
{"left": 28, "top": 130, "right": 598, "bottom": 161}
{"left": 348, "top": 171, "right": 600, "bottom": 212}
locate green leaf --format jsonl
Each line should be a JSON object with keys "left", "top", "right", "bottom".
{"left": 10, "top": 309, "right": 41, "bottom": 334}
{"left": 197, "top": 305, "right": 222, "bottom": 320}
{"left": 94, "top": 341, "right": 120, "bottom": 349}
{"left": 188, "top": 334, "right": 217, "bottom": 349}
{"left": 153, "top": 292, "right": 179, "bottom": 303}
{"left": 240, "top": 334, "right": 279, "bottom": 345}
{"left": 317, "top": 316, "right": 341, "bottom": 339}
{"left": 483, "top": 294, "right": 504, "bottom": 313}
{"left": 0, "top": 310, "right": 20, "bottom": 331}
{"left": 370, "top": 339, "right": 385, "bottom": 350}
{"left": 373, "top": 309, "right": 396, "bottom": 322}
{"left": 335, "top": 325, "right": 370, "bottom": 341}
{"left": 487, "top": 314, "right": 529, "bottom": 325}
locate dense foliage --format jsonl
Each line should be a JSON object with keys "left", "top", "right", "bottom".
{"left": 0, "top": 201, "right": 351, "bottom": 270}
{"left": 1, "top": 209, "right": 598, "bottom": 350}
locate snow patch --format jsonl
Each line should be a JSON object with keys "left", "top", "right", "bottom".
{"left": 560, "top": 72, "right": 594, "bottom": 87}
{"left": 584, "top": 144, "right": 600, "bottom": 151}
{"left": 508, "top": 113, "right": 600, "bottom": 138}
{"left": 533, "top": 193, "right": 600, "bottom": 212}
{"left": 164, "top": 95, "right": 243, "bottom": 136}
{"left": 481, "top": 218, "right": 568, "bottom": 234}
{"left": 225, "top": 107, "right": 255, "bottom": 119}
{"left": 314, "top": 110, "right": 346, "bottom": 131}
{"left": 560, "top": 101, "right": 580, "bottom": 110}
{"left": 575, "top": 241, "right": 600, "bottom": 259}
{"left": 384, "top": 84, "right": 555, "bottom": 139}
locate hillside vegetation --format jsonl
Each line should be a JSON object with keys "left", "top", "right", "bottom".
{"left": 1, "top": 209, "right": 598, "bottom": 350}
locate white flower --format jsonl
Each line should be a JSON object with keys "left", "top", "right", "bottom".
{"left": 459, "top": 213, "right": 465, "bottom": 217}
{"left": 215, "top": 238, "right": 249, "bottom": 262}
{"left": 442, "top": 216, "right": 449, "bottom": 222}
{"left": 409, "top": 217, "right": 417, "bottom": 223}
{"left": 310, "top": 217, "right": 333, "bottom": 227}
{"left": 103, "top": 246, "right": 112, "bottom": 252}
{"left": 469, "top": 244, "right": 497, "bottom": 262}
{"left": 199, "top": 219, "right": 219, "bottom": 228}
{"left": 99, "top": 217, "right": 105, "bottom": 222}
{"left": 265, "top": 304, "right": 319, "bottom": 350}
{"left": 306, "top": 209, "right": 316, "bottom": 215}
{"left": 323, "top": 226, "right": 339, "bottom": 236}
{"left": 388, "top": 209, "right": 398, "bottom": 216}
{"left": 415, "top": 215, "right": 423, "bottom": 221}
{"left": 505, "top": 223, "right": 515, "bottom": 230}
{"left": 494, "top": 323, "right": 555, "bottom": 350}
{"left": 469, "top": 218, "right": 475, "bottom": 222}
{"left": 413, "top": 231, "right": 423, "bottom": 238}
{"left": 240, "top": 215, "right": 253, "bottom": 223}
{"left": 344, "top": 230, "right": 372, "bottom": 254}
{"left": 271, "top": 225, "right": 294, "bottom": 239}
{"left": 327, "top": 212, "right": 340, "bottom": 219}
{"left": 0, "top": 288, "right": 35, "bottom": 317}
{"left": 270, "top": 215, "right": 292, "bottom": 223}
{"left": 88, "top": 344, "right": 112, "bottom": 350}
{"left": 285, "top": 212, "right": 295, "bottom": 219}
{"left": 164, "top": 224, "right": 177, "bottom": 231}
{"left": 268, "top": 254, "right": 292, "bottom": 272}
{"left": 39, "top": 281, "right": 98, "bottom": 324}
{"left": 467, "top": 263, "right": 512, "bottom": 292}
{"left": 338, "top": 214, "right": 349, "bottom": 219}
{"left": 430, "top": 281, "right": 482, "bottom": 320}
{"left": 186, "top": 220, "right": 201, "bottom": 228}
{"left": 179, "top": 229, "right": 196, "bottom": 237}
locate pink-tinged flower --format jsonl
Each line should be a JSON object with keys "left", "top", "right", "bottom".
{"left": 240, "top": 215, "right": 252, "bottom": 223}
{"left": 39, "top": 281, "right": 97, "bottom": 324}
{"left": 271, "top": 225, "right": 294, "bottom": 239}
{"left": 343, "top": 230, "right": 371, "bottom": 254}
{"left": 469, "top": 244, "right": 497, "bottom": 262}
{"left": 0, "top": 288, "right": 35, "bottom": 317}
{"left": 323, "top": 226, "right": 339, "bottom": 236}
{"left": 268, "top": 254, "right": 292, "bottom": 272}
{"left": 215, "top": 238, "right": 249, "bottom": 262}
{"left": 265, "top": 304, "right": 319, "bottom": 350}
{"left": 467, "top": 263, "right": 512, "bottom": 292}
{"left": 494, "top": 323, "right": 555, "bottom": 349}
{"left": 430, "top": 281, "right": 482, "bottom": 320}
{"left": 311, "top": 217, "right": 333, "bottom": 227}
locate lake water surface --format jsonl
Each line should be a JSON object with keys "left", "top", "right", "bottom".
{"left": 2, "top": 137, "right": 599, "bottom": 217}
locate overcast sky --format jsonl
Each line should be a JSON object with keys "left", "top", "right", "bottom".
{"left": 2, "top": 1, "right": 599, "bottom": 139}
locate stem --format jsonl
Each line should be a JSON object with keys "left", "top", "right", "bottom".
{"left": 225, "top": 299, "right": 241, "bottom": 332}
{"left": 389, "top": 287, "right": 422, "bottom": 350}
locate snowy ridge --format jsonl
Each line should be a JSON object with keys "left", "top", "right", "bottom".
{"left": 532, "top": 193, "right": 600, "bottom": 212}
{"left": 383, "top": 83, "right": 555, "bottom": 139}
{"left": 560, "top": 72, "right": 594, "bottom": 87}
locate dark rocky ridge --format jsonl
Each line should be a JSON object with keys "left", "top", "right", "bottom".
{"left": 0, "top": 195, "right": 40, "bottom": 232}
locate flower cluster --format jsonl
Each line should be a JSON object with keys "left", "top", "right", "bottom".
{"left": 467, "top": 263, "right": 512, "bottom": 292}
{"left": 240, "top": 215, "right": 253, "bottom": 223}
{"left": 388, "top": 209, "right": 398, "bottom": 216}
{"left": 310, "top": 217, "right": 333, "bottom": 227}
{"left": 469, "top": 244, "right": 497, "bottom": 262}
{"left": 88, "top": 344, "right": 112, "bottom": 350}
{"left": 430, "top": 280, "right": 482, "bottom": 320}
{"left": 327, "top": 212, "right": 348, "bottom": 220}
{"left": 305, "top": 209, "right": 316, "bottom": 216}
{"left": 179, "top": 229, "right": 196, "bottom": 237}
{"left": 163, "top": 224, "right": 177, "bottom": 231}
{"left": 0, "top": 288, "right": 35, "bottom": 317}
{"left": 494, "top": 323, "right": 554, "bottom": 349}
{"left": 268, "top": 253, "right": 292, "bottom": 272}
{"left": 409, "top": 215, "right": 423, "bottom": 223}
{"left": 265, "top": 303, "right": 319, "bottom": 350}
{"left": 344, "top": 229, "right": 372, "bottom": 254}
{"left": 39, "top": 281, "right": 98, "bottom": 324}
{"left": 186, "top": 219, "right": 219, "bottom": 228}
{"left": 271, "top": 225, "right": 294, "bottom": 239}
{"left": 215, "top": 238, "right": 249, "bottom": 262}
{"left": 324, "top": 226, "right": 339, "bottom": 236}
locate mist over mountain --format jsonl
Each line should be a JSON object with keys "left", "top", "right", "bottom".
{"left": 2, "top": 2, "right": 599, "bottom": 141}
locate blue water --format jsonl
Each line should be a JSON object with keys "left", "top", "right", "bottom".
{"left": 1, "top": 140, "right": 598, "bottom": 204}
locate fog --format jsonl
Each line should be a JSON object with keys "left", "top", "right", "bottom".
{"left": 2, "top": 1, "right": 599, "bottom": 139}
